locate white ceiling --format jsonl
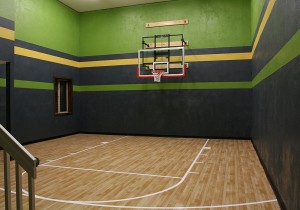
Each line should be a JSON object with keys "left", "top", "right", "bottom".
{"left": 59, "top": 0, "right": 175, "bottom": 12}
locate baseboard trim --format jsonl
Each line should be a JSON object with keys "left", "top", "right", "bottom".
{"left": 79, "top": 131, "right": 251, "bottom": 140}
{"left": 21, "top": 132, "right": 80, "bottom": 146}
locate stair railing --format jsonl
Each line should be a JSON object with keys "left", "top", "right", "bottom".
{"left": 0, "top": 124, "right": 37, "bottom": 210}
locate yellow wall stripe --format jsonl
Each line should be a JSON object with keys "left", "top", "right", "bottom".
{"left": 79, "top": 58, "right": 138, "bottom": 68}
{"left": 185, "top": 53, "right": 252, "bottom": 62}
{"left": 0, "top": 27, "right": 15, "bottom": 41}
{"left": 13, "top": 48, "right": 252, "bottom": 68}
{"left": 14, "top": 47, "right": 79, "bottom": 68}
{"left": 251, "top": 0, "right": 276, "bottom": 57}
{"left": 78, "top": 53, "right": 252, "bottom": 68}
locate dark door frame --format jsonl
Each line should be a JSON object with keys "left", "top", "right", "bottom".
{"left": 6, "top": 62, "right": 11, "bottom": 132}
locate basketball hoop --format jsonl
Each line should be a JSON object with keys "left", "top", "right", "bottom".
{"left": 152, "top": 70, "right": 165, "bottom": 82}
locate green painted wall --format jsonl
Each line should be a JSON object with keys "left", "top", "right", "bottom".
{"left": 251, "top": 0, "right": 265, "bottom": 41}
{"left": 15, "top": 0, "right": 79, "bottom": 56}
{"left": 79, "top": 0, "right": 251, "bottom": 56}
{"left": 0, "top": 0, "right": 14, "bottom": 20}
{"left": 13, "top": 0, "right": 254, "bottom": 57}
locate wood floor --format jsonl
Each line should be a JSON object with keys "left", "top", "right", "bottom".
{"left": 0, "top": 134, "right": 280, "bottom": 209}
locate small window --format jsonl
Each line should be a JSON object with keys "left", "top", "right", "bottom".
{"left": 54, "top": 77, "right": 73, "bottom": 115}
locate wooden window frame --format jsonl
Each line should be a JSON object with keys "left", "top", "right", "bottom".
{"left": 54, "top": 77, "right": 73, "bottom": 116}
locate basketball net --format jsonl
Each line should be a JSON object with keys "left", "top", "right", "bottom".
{"left": 153, "top": 70, "right": 165, "bottom": 82}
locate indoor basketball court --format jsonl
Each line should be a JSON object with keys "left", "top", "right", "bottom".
{"left": 1, "top": 134, "right": 279, "bottom": 209}
{"left": 0, "top": 0, "right": 299, "bottom": 209}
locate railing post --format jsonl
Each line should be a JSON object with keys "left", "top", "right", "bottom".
{"left": 15, "top": 162, "right": 23, "bottom": 210}
{"left": 4, "top": 152, "right": 11, "bottom": 210}
{"left": 1, "top": 124, "right": 37, "bottom": 209}
{"left": 28, "top": 176, "right": 35, "bottom": 210}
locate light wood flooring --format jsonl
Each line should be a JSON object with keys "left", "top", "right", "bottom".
{"left": 0, "top": 134, "right": 280, "bottom": 209}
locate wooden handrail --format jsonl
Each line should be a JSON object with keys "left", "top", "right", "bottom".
{"left": 0, "top": 124, "right": 37, "bottom": 210}
{"left": 0, "top": 124, "right": 37, "bottom": 178}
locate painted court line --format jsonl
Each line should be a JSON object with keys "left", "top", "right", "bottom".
{"left": 41, "top": 136, "right": 128, "bottom": 166}
{"left": 22, "top": 139, "right": 209, "bottom": 204}
{"left": 77, "top": 139, "right": 211, "bottom": 203}
{"left": 78, "top": 199, "right": 279, "bottom": 209}
{"left": 5, "top": 138, "right": 279, "bottom": 209}
{"left": 41, "top": 164, "right": 181, "bottom": 179}
{"left": 0, "top": 187, "right": 278, "bottom": 209}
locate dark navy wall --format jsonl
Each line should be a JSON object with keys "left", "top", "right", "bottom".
{"left": 252, "top": 0, "right": 300, "bottom": 209}
{"left": 13, "top": 89, "right": 80, "bottom": 143}
{"left": 80, "top": 89, "right": 252, "bottom": 138}
{"left": 12, "top": 41, "right": 80, "bottom": 143}
{"left": 79, "top": 47, "right": 252, "bottom": 138}
{"left": 252, "top": 0, "right": 300, "bottom": 78}
{"left": 0, "top": 38, "right": 14, "bottom": 62}
{"left": 0, "top": 16, "right": 14, "bottom": 129}
{"left": 0, "top": 16, "right": 14, "bottom": 62}
{"left": 80, "top": 60, "right": 252, "bottom": 85}
{"left": 11, "top": 45, "right": 252, "bottom": 142}
{"left": 80, "top": 47, "right": 252, "bottom": 85}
